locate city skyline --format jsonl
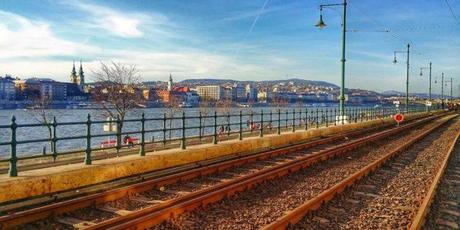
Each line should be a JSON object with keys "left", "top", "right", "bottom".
{"left": 0, "top": 0, "right": 459, "bottom": 95}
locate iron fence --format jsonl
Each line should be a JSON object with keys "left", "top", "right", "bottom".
{"left": 0, "top": 106, "right": 431, "bottom": 177}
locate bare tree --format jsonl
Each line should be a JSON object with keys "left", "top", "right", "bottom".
{"left": 163, "top": 94, "right": 183, "bottom": 140}
{"left": 27, "top": 96, "right": 55, "bottom": 155}
{"left": 216, "top": 98, "right": 233, "bottom": 136}
{"left": 92, "top": 61, "right": 145, "bottom": 145}
{"left": 198, "top": 92, "right": 213, "bottom": 137}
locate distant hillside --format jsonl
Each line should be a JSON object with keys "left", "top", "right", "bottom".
{"left": 180, "top": 78, "right": 339, "bottom": 88}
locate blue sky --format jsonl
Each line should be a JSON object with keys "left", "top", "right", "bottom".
{"left": 0, "top": 0, "right": 459, "bottom": 95}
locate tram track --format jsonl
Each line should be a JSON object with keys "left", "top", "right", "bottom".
{"left": 0, "top": 113, "right": 449, "bottom": 229}
{"left": 268, "top": 115, "right": 460, "bottom": 230}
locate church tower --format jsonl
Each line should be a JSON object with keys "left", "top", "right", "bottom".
{"left": 167, "top": 73, "right": 173, "bottom": 91}
{"left": 78, "top": 59, "right": 85, "bottom": 90}
{"left": 70, "top": 61, "right": 78, "bottom": 84}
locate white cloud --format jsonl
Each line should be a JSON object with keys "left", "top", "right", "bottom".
{"left": 68, "top": 1, "right": 168, "bottom": 38}
{"left": 0, "top": 10, "right": 98, "bottom": 59}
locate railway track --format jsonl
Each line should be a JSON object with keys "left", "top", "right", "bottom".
{"left": 152, "top": 114, "right": 457, "bottom": 230}
{"left": 267, "top": 115, "right": 460, "bottom": 230}
{"left": 0, "top": 113, "right": 449, "bottom": 229}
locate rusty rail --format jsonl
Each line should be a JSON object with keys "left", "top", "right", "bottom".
{"left": 262, "top": 114, "right": 457, "bottom": 230}
{"left": 82, "top": 114, "right": 448, "bottom": 230}
{"left": 408, "top": 121, "right": 460, "bottom": 230}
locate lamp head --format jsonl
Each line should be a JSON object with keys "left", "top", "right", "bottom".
{"left": 315, "top": 14, "right": 327, "bottom": 29}
{"left": 419, "top": 70, "right": 423, "bottom": 76}
{"left": 393, "top": 57, "right": 397, "bottom": 64}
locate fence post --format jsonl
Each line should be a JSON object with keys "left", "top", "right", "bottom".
{"left": 269, "top": 110, "right": 273, "bottom": 132}
{"left": 180, "top": 111, "right": 186, "bottom": 150}
{"left": 292, "top": 109, "right": 296, "bottom": 132}
{"left": 305, "top": 108, "right": 308, "bottom": 130}
{"left": 163, "top": 113, "right": 167, "bottom": 146}
{"left": 116, "top": 115, "right": 121, "bottom": 155}
{"left": 52, "top": 116, "right": 58, "bottom": 163}
{"left": 9, "top": 116, "right": 17, "bottom": 177}
{"left": 227, "top": 113, "right": 231, "bottom": 137}
{"left": 139, "top": 113, "right": 146, "bottom": 156}
{"left": 260, "top": 110, "right": 264, "bottom": 137}
{"left": 285, "top": 110, "right": 288, "bottom": 131}
{"left": 199, "top": 112, "right": 202, "bottom": 141}
{"left": 239, "top": 110, "right": 243, "bottom": 140}
{"left": 316, "top": 108, "right": 319, "bottom": 128}
{"left": 85, "top": 114, "right": 92, "bottom": 165}
{"left": 213, "top": 111, "right": 218, "bottom": 144}
{"left": 277, "top": 109, "right": 281, "bottom": 135}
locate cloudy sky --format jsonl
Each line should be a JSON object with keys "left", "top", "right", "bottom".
{"left": 0, "top": 0, "right": 459, "bottom": 95}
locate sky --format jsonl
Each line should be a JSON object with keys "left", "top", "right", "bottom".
{"left": 0, "top": 0, "right": 459, "bottom": 95}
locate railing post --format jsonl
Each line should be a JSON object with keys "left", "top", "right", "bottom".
{"left": 212, "top": 111, "right": 218, "bottom": 144}
{"left": 316, "top": 108, "right": 319, "bottom": 128}
{"left": 239, "top": 110, "right": 243, "bottom": 140}
{"left": 260, "top": 110, "right": 264, "bottom": 137}
{"left": 139, "top": 113, "right": 146, "bottom": 156}
{"left": 298, "top": 109, "right": 302, "bottom": 127}
{"left": 116, "top": 115, "right": 121, "bottom": 155}
{"left": 292, "top": 109, "right": 295, "bottom": 132}
{"left": 9, "top": 116, "right": 17, "bottom": 177}
{"left": 326, "top": 108, "right": 329, "bottom": 127}
{"left": 85, "top": 114, "right": 92, "bottom": 165}
{"left": 277, "top": 109, "right": 281, "bottom": 135}
{"left": 180, "top": 111, "right": 186, "bottom": 150}
{"left": 227, "top": 113, "right": 231, "bottom": 137}
{"left": 285, "top": 110, "right": 288, "bottom": 131}
{"left": 269, "top": 110, "right": 273, "bottom": 132}
{"left": 52, "top": 116, "right": 58, "bottom": 163}
{"left": 163, "top": 113, "right": 167, "bottom": 146}
{"left": 198, "top": 112, "right": 202, "bottom": 141}
{"left": 305, "top": 108, "right": 308, "bottom": 130}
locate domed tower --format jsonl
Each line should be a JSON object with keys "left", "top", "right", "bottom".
{"left": 70, "top": 61, "right": 78, "bottom": 84}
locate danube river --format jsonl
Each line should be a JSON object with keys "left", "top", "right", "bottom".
{"left": 0, "top": 105, "right": 389, "bottom": 158}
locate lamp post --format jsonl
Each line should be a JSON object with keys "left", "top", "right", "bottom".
{"left": 393, "top": 44, "right": 410, "bottom": 113}
{"left": 446, "top": 77, "right": 453, "bottom": 102}
{"left": 316, "top": 0, "right": 347, "bottom": 120}
{"left": 435, "top": 73, "right": 445, "bottom": 109}
{"left": 419, "top": 62, "right": 432, "bottom": 110}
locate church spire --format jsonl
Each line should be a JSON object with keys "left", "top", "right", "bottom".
{"left": 70, "top": 60, "right": 78, "bottom": 84}
{"left": 77, "top": 59, "right": 85, "bottom": 90}
{"left": 167, "top": 73, "right": 173, "bottom": 91}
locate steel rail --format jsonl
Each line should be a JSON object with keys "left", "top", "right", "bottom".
{"left": 0, "top": 116, "right": 405, "bottom": 228}
{"left": 408, "top": 122, "right": 460, "bottom": 230}
{"left": 83, "top": 114, "right": 447, "bottom": 230}
{"left": 262, "top": 114, "right": 457, "bottom": 230}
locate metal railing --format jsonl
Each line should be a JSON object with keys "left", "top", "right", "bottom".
{"left": 0, "top": 106, "right": 430, "bottom": 177}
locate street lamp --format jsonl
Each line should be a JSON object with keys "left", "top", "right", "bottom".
{"left": 393, "top": 44, "right": 411, "bottom": 113}
{"left": 445, "top": 77, "right": 453, "bottom": 102}
{"left": 434, "top": 72, "right": 445, "bottom": 109}
{"left": 419, "top": 62, "right": 432, "bottom": 110}
{"left": 316, "top": 0, "right": 347, "bottom": 122}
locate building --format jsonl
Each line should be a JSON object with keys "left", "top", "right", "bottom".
{"left": 196, "top": 85, "right": 225, "bottom": 101}
{"left": 24, "top": 78, "right": 87, "bottom": 101}
{"left": 246, "top": 84, "right": 258, "bottom": 102}
{"left": 233, "top": 83, "right": 247, "bottom": 102}
{"left": 70, "top": 60, "right": 85, "bottom": 91}
{"left": 0, "top": 75, "right": 16, "bottom": 101}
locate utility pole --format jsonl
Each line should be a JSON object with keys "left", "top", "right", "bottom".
{"left": 405, "top": 43, "right": 410, "bottom": 113}
{"left": 441, "top": 73, "right": 444, "bottom": 109}
{"left": 429, "top": 62, "right": 432, "bottom": 101}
